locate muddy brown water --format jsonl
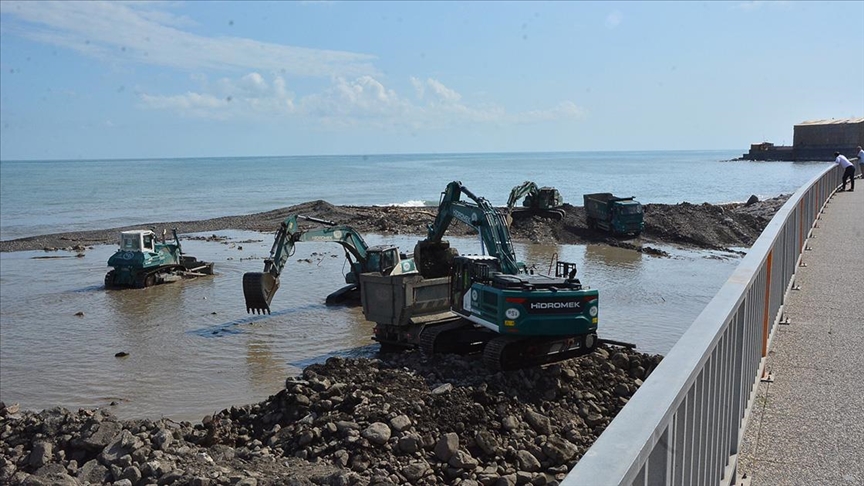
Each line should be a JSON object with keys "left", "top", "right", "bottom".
{"left": 0, "top": 230, "right": 739, "bottom": 422}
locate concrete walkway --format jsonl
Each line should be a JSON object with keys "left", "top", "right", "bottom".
{"left": 738, "top": 182, "right": 863, "bottom": 485}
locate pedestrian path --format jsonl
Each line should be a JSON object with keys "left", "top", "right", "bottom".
{"left": 738, "top": 182, "right": 863, "bottom": 485}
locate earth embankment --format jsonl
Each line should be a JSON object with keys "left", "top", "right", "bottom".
{"left": 0, "top": 195, "right": 788, "bottom": 254}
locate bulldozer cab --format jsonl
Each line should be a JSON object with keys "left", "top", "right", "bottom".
{"left": 120, "top": 230, "right": 156, "bottom": 253}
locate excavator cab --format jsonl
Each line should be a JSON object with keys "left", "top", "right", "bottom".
{"left": 366, "top": 246, "right": 399, "bottom": 274}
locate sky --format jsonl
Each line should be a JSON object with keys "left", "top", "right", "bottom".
{"left": 0, "top": 1, "right": 862, "bottom": 160}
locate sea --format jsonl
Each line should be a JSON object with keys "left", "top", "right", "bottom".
{"left": 0, "top": 151, "right": 831, "bottom": 421}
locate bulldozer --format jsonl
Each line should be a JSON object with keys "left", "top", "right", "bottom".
{"left": 242, "top": 215, "right": 417, "bottom": 314}
{"left": 105, "top": 229, "right": 214, "bottom": 289}
{"left": 361, "top": 181, "right": 599, "bottom": 370}
{"left": 506, "top": 181, "right": 566, "bottom": 222}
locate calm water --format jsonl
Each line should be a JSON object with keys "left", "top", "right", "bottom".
{"left": 0, "top": 151, "right": 830, "bottom": 241}
{"left": 0, "top": 151, "right": 829, "bottom": 421}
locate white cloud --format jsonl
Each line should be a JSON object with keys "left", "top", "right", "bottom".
{"left": 0, "top": 1, "right": 377, "bottom": 78}
{"left": 140, "top": 73, "right": 585, "bottom": 129}
{"left": 139, "top": 72, "right": 296, "bottom": 120}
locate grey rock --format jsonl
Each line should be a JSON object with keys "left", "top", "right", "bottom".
{"left": 524, "top": 410, "right": 552, "bottom": 436}
{"left": 29, "top": 440, "right": 52, "bottom": 469}
{"left": 120, "top": 465, "right": 142, "bottom": 484}
{"left": 153, "top": 429, "right": 173, "bottom": 451}
{"left": 542, "top": 436, "right": 578, "bottom": 463}
{"left": 83, "top": 421, "right": 123, "bottom": 451}
{"left": 113, "top": 480, "right": 134, "bottom": 486}
{"left": 585, "top": 413, "right": 605, "bottom": 427}
{"left": 389, "top": 415, "right": 411, "bottom": 432}
{"left": 475, "top": 430, "right": 500, "bottom": 456}
{"left": 448, "top": 450, "right": 478, "bottom": 469}
{"left": 76, "top": 459, "right": 109, "bottom": 484}
{"left": 515, "top": 450, "right": 541, "bottom": 472}
{"left": 502, "top": 415, "right": 520, "bottom": 431}
{"left": 431, "top": 383, "right": 453, "bottom": 395}
{"left": 336, "top": 421, "right": 360, "bottom": 436}
{"left": 361, "top": 422, "right": 391, "bottom": 446}
{"left": 398, "top": 434, "right": 421, "bottom": 454}
{"left": 434, "top": 432, "right": 459, "bottom": 461}
{"left": 400, "top": 460, "right": 431, "bottom": 481}
{"left": 100, "top": 430, "right": 144, "bottom": 466}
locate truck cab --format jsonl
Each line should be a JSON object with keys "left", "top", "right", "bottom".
{"left": 583, "top": 193, "right": 644, "bottom": 236}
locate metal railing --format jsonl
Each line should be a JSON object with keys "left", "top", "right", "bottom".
{"left": 563, "top": 163, "right": 842, "bottom": 486}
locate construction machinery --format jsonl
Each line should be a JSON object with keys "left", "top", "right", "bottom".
{"left": 243, "top": 215, "right": 417, "bottom": 314}
{"left": 105, "top": 229, "right": 214, "bottom": 289}
{"left": 362, "top": 181, "right": 599, "bottom": 370}
{"left": 583, "top": 193, "right": 644, "bottom": 236}
{"left": 506, "top": 181, "right": 566, "bottom": 221}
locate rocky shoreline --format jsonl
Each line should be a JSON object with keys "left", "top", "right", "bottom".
{"left": 0, "top": 195, "right": 786, "bottom": 485}
{"left": 1, "top": 345, "right": 661, "bottom": 486}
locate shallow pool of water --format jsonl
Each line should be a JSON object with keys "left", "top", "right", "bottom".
{"left": 0, "top": 231, "right": 740, "bottom": 421}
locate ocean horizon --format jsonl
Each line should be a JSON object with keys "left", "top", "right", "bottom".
{"left": 0, "top": 150, "right": 831, "bottom": 241}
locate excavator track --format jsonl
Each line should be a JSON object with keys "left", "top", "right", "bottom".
{"left": 483, "top": 333, "right": 597, "bottom": 371}
{"left": 511, "top": 208, "right": 566, "bottom": 221}
{"left": 243, "top": 272, "right": 278, "bottom": 314}
{"left": 420, "top": 321, "right": 490, "bottom": 356}
{"left": 133, "top": 271, "right": 157, "bottom": 289}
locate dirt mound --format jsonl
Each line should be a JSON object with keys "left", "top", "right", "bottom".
{"left": 0, "top": 196, "right": 789, "bottom": 254}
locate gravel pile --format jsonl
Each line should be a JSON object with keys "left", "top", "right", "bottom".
{"left": 1, "top": 345, "right": 661, "bottom": 486}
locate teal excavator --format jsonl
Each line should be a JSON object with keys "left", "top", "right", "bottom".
{"left": 243, "top": 215, "right": 417, "bottom": 314}
{"left": 506, "top": 181, "right": 566, "bottom": 221}
{"left": 364, "top": 181, "right": 599, "bottom": 370}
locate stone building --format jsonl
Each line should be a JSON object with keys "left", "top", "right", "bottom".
{"left": 742, "top": 117, "right": 864, "bottom": 161}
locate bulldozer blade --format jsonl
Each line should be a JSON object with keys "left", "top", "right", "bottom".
{"left": 243, "top": 272, "right": 279, "bottom": 314}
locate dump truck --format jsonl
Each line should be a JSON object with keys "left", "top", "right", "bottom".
{"left": 361, "top": 181, "right": 599, "bottom": 371}
{"left": 105, "top": 229, "right": 214, "bottom": 289}
{"left": 583, "top": 193, "right": 644, "bottom": 236}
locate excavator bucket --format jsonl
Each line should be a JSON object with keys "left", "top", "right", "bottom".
{"left": 414, "top": 240, "right": 458, "bottom": 278}
{"left": 243, "top": 272, "right": 279, "bottom": 314}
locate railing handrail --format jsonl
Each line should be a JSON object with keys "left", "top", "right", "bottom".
{"left": 563, "top": 162, "right": 841, "bottom": 486}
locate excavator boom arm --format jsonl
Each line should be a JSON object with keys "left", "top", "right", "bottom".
{"left": 244, "top": 214, "right": 373, "bottom": 314}
{"left": 506, "top": 181, "right": 539, "bottom": 210}
{"left": 419, "top": 181, "right": 521, "bottom": 276}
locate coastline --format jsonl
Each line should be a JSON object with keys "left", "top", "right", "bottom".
{"left": 0, "top": 195, "right": 788, "bottom": 255}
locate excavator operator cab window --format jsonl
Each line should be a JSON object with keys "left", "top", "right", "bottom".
{"left": 368, "top": 248, "right": 398, "bottom": 274}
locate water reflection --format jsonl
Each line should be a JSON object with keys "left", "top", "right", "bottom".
{"left": 245, "top": 339, "right": 288, "bottom": 395}
{"left": 583, "top": 244, "right": 643, "bottom": 270}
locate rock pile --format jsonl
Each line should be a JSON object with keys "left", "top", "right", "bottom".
{"left": 1, "top": 345, "right": 662, "bottom": 485}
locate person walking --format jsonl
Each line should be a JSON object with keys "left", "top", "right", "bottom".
{"left": 857, "top": 146, "right": 864, "bottom": 179}
{"left": 835, "top": 151, "right": 855, "bottom": 191}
